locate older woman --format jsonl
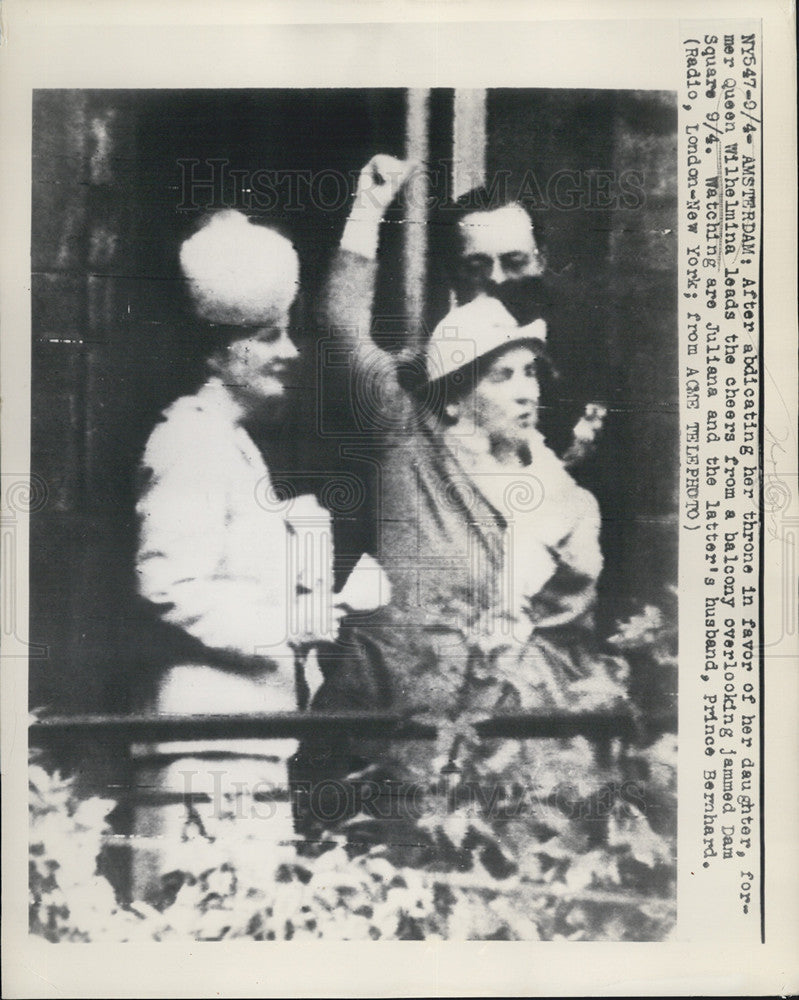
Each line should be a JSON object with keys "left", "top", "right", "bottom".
{"left": 302, "top": 158, "right": 626, "bottom": 830}
{"left": 318, "top": 160, "right": 618, "bottom": 690}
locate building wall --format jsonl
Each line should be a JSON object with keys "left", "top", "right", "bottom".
{"left": 30, "top": 88, "right": 678, "bottom": 713}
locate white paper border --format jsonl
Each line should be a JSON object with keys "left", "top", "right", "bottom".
{"left": 2, "top": 1, "right": 796, "bottom": 996}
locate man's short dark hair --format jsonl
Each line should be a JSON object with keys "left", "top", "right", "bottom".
{"left": 449, "top": 185, "right": 533, "bottom": 222}
{"left": 429, "top": 186, "right": 541, "bottom": 277}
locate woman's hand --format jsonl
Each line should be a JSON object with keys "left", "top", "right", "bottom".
{"left": 341, "top": 155, "right": 419, "bottom": 261}
{"left": 351, "top": 154, "right": 419, "bottom": 218}
{"left": 562, "top": 402, "right": 607, "bottom": 469}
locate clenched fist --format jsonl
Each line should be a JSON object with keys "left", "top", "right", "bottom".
{"left": 341, "top": 154, "right": 420, "bottom": 260}
{"left": 351, "top": 154, "right": 419, "bottom": 216}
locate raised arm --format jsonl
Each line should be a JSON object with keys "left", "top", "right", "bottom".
{"left": 322, "top": 155, "right": 418, "bottom": 389}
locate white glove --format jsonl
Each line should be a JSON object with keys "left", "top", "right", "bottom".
{"left": 341, "top": 154, "right": 419, "bottom": 259}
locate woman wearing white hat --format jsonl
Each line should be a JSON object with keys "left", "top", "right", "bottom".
{"left": 311, "top": 157, "right": 626, "bottom": 806}
{"left": 133, "top": 210, "right": 388, "bottom": 899}
{"left": 137, "top": 211, "right": 338, "bottom": 694}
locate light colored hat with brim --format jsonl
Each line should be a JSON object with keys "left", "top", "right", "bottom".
{"left": 179, "top": 210, "right": 299, "bottom": 326}
{"left": 426, "top": 294, "right": 547, "bottom": 382}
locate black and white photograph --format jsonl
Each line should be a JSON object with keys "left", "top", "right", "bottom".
{"left": 1, "top": 4, "right": 796, "bottom": 998}
{"left": 27, "top": 85, "right": 679, "bottom": 943}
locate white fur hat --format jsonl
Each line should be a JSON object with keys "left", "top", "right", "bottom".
{"left": 179, "top": 210, "right": 299, "bottom": 326}
{"left": 426, "top": 294, "right": 547, "bottom": 382}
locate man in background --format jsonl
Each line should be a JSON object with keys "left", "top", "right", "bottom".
{"left": 433, "top": 186, "right": 606, "bottom": 465}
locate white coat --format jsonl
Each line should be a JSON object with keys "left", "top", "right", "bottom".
{"left": 136, "top": 377, "right": 337, "bottom": 712}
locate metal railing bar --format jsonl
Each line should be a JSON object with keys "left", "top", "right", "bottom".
{"left": 28, "top": 711, "right": 438, "bottom": 745}
{"left": 29, "top": 708, "right": 637, "bottom": 747}
{"left": 474, "top": 710, "right": 637, "bottom": 740}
